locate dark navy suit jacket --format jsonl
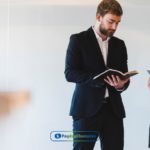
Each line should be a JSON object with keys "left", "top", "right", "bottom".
{"left": 65, "top": 27, "right": 130, "bottom": 119}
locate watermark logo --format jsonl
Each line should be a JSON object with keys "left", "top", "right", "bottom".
{"left": 50, "top": 131, "right": 98, "bottom": 142}
{"left": 55, "top": 133, "right": 62, "bottom": 139}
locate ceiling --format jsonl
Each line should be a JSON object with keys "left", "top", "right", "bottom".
{"left": 0, "top": 0, "right": 150, "bottom": 7}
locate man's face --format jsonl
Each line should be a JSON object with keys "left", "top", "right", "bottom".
{"left": 97, "top": 13, "right": 121, "bottom": 37}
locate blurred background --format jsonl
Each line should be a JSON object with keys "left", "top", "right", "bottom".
{"left": 0, "top": 0, "right": 150, "bottom": 149}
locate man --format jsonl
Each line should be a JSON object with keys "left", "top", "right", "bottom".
{"left": 65, "top": 0, "right": 130, "bottom": 149}
{"left": 148, "top": 77, "right": 150, "bottom": 148}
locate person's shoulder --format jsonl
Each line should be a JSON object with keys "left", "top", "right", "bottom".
{"left": 70, "top": 27, "right": 92, "bottom": 39}
{"left": 111, "top": 36, "right": 126, "bottom": 50}
{"left": 111, "top": 36, "right": 124, "bottom": 43}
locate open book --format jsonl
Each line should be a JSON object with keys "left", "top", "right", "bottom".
{"left": 93, "top": 69, "right": 139, "bottom": 81}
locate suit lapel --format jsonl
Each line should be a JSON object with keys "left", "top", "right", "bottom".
{"left": 88, "top": 27, "right": 106, "bottom": 68}
{"left": 107, "top": 38, "right": 114, "bottom": 68}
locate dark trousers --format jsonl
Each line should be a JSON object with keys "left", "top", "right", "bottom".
{"left": 73, "top": 102, "right": 124, "bottom": 150}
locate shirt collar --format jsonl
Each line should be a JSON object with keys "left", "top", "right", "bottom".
{"left": 92, "top": 26, "right": 110, "bottom": 42}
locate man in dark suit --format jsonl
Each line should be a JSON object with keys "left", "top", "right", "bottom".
{"left": 148, "top": 78, "right": 150, "bottom": 148}
{"left": 65, "top": 0, "right": 130, "bottom": 149}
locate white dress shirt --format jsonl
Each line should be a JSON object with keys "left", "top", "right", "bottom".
{"left": 92, "top": 26, "right": 110, "bottom": 98}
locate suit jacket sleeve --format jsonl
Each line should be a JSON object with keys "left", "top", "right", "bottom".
{"left": 114, "top": 40, "right": 130, "bottom": 93}
{"left": 65, "top": 34, "right": 103, "bottom": 87}
{"left": 65, "top": 35, "right": 93, "bottom": 84}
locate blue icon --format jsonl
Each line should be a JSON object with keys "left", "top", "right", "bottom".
{"left": 55, "top": 133, "right": 61, "bottom": 139}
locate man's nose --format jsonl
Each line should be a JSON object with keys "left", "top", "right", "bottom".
{"left": 112, "top": 23, "right": 118, "bottom": 30}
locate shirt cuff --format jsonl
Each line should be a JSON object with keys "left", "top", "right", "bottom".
{"left": 115, "top": 87, "right": 125, "bottom": 91}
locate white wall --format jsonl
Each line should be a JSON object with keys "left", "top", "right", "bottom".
{"left": 0, "top": 1, "right": 150, "bottom": 150}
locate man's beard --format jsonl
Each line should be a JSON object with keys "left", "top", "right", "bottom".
{"left": 99, "top": 23, "right": 115, "bottom": 37}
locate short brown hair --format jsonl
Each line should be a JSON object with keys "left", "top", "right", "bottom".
{"left": 96, "top": 0, "right": 123, "bottom": 16}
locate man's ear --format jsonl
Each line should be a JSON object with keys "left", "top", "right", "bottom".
{"left": 96, "top": 13, "right": 102, "bottom": 22}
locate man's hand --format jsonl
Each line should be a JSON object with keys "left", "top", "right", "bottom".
{"left": 104, "top": 75, "right": 129, "bottom": 90}
{"left": 148, "top": 77, "right": 150, "bottom": 89}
